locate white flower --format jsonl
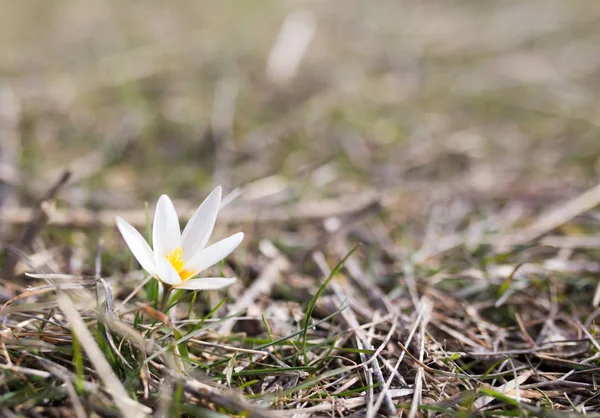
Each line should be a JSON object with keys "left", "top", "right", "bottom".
{"left": 116, "top": 186, "right": 243, "bottom": 290}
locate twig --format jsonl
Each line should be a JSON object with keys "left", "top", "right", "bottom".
{"left": 0, "top": 193, "right": 380, "bottom": 228}
{"left": 515, "top": 312, "right": 537, "bottom": 347}
{"left": 313, "top": 251, "right": 397, "bottom": 415}
{"left": 276, "top": 389, "right": 414, "bottom": 416}
{"left": 1, "top": 170, "right": 71, "bottom": 282}
{"left": 473, "top": 369, "right": 534, "bottom": 410}
{"left": 497, "top": 181, "right": 600, "bottom": 249}
{"left": 62, "top": 376, "right": 88, "bottom": 418}
{"left": 154, "top": 362, "right": 276, "bottom": 418}
{"left": 408, "top": 298, "right": 432, "bottom": 418}
{"left": 370, "top": 299, "right": 429, "bottom": 416}
{"left": 337, "top": 240, "right": 392, "bottom": 314}
{"left": 114, "top": 275, "right": 153, "bottom": 313}
{"left": 218, "top": 252, "right": 289, "bottom": 334}
{"left": 0, "top": 361, "right": 51, "bottom": 378}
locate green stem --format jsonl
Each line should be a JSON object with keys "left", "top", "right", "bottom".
{"left": 159, "top": 285, "right": 172, "bottom": 313}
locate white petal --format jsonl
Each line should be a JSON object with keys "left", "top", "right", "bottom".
{"left": 185, "top": 232, "right": 244, "bottom": 273}
{"left": 156, "top": 256, "right": 182, "bottom": 285}
{"left": 181, "top": 186, "right": 222, "bottom": 261}
{"left": 116, "top": 217, "right": 156, "bottom": 275}
{"left": 152, "top": 195, "right": 181, "bottom": 261}
{"left": 174, "top": 277, "right": 237, "bottom": 290}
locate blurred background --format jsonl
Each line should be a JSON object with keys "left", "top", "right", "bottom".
{"left": 3, "top": 3, "right": 600, "bottom": 413}
{"left": 1, "top": 0, "right": 600, "bottom": 265}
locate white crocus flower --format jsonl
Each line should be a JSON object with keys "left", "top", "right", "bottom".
{"left": 116, "top": 187, "right": 243, "bottom": 290}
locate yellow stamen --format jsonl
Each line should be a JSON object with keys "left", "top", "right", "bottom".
{"left": 165, "top": 247, "right": 197, "bottom": 281}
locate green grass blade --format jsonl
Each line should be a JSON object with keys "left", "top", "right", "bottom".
{"left": 301, "top": 245, "right": 358, "bottom": 362}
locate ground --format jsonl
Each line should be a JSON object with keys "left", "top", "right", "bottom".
{"left": 2, "top": 1, "right": 600, "bottom": 417}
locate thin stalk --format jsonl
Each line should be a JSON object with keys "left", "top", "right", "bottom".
{"left": 160, "top": 284, "right": 172, "bottom": 313}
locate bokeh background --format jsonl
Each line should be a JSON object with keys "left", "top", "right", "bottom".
{"left": 3, "top": 3, "right": 600, "bottom": 415}
{"left": 2, "top": 0, "right": 600, "bottom": 251}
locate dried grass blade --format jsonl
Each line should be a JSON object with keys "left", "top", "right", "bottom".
{"left": 57, "top": 291, "right": 152, "bottom": 418}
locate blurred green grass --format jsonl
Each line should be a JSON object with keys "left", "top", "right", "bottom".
{"left": 2, "top": 0, "right": 600, "bottom": 211}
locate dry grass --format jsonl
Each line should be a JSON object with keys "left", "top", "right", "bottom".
{"left": 3, "top": 1, "right": 600, "bottom": 416}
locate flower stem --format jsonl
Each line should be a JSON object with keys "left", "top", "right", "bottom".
{"left": 159, "top": 285, "right": 172, "bottom": 313}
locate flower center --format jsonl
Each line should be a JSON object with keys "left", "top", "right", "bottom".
{"left": 165, "top": 247, "right": 197, "bottom": 281}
